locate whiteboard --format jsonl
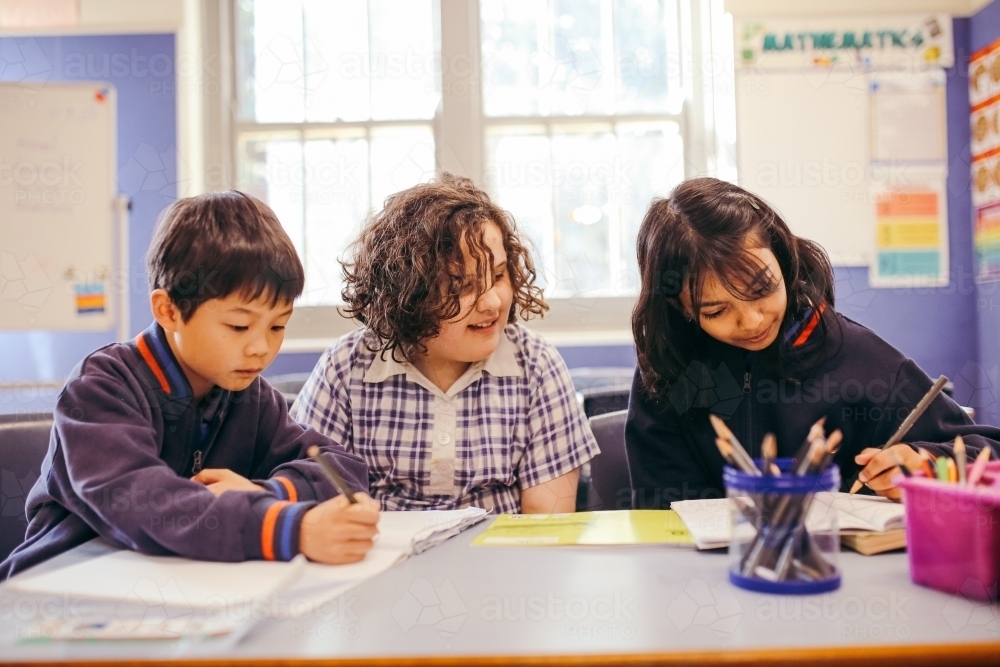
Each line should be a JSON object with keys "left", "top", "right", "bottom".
{"left": 736, "top": 70, "right": 874, "bottom": 266}
{"left": 0, "top": 81, "right": 117, "bottom": 330}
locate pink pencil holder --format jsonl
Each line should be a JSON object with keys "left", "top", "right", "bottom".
{"left": 898, "top": 461, "right": 1000, "bottom": 601}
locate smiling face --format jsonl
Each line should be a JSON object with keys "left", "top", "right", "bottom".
{"left": 411, "top": 221, "right": 514, "bottom": 391}
{"left": 152, "top": 290, "right": 292, "bottom": 399}
{"left": 679, "top": 246, "right": 788, "bottom": 352}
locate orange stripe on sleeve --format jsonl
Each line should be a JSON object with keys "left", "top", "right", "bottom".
{"left": 274, "top": 476, "right": 298, "bottom": 503}
{"left": 260, "top": 501, "right": 289, "bottom": 561}
{"left": 135, "top": 334, "right": 171, "bottom": 394}
{"left": 793, "top": 304, "right": 826, "bottom": 348}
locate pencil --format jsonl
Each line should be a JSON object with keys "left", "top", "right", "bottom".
{"left": 761, "top": 433, "right": 777, "bottom": 477}
{"left": 709, "top": 414, "right": 761, "bottom": 476}
{"left": 954, "top": 435, "right": 967, "bottom": 485}
{"left": 918, "top": 447, "right": 935, "bottom": 478}
{"left": 946, "top": 458, "right": 958, "bottom": 483}
{"left": 849, "top": 375, "right": 949, "bottom": 494}
{"left": 793, "top": 417, "right": 826, "bottom": 466}
{"left": 936, "top": 456, "right": 949, "bottom": 482}
{"left": 306, "top": 445, "right": 358, "bottom": 503}
{"left": 716, "top": 437, "right": 759, "bottom": 475}
{"left": 967, "top": 446, "right": 993, "bottom": 486}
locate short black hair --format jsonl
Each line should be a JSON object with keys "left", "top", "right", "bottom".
{"left": 146, "top": 190, "right": 304, "bottom": 321}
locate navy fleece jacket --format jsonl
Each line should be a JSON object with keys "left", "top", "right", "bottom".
{"left": 0, "top": 323, "right": 367, "bottom": 580}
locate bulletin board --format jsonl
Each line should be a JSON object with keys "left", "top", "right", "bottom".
{"left": 735, "top": 14, "right": 952, "bottom": 286}
{"left": 0, "top": 81, "right": 118, "bottom": 330}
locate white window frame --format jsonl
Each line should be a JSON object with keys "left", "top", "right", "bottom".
{"left": 208, "top": 0, "right": 732, "bottom": 350}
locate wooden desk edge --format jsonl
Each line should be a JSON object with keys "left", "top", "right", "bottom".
{"left": 6, "top": 642, "right": 1000, "bottom": 667}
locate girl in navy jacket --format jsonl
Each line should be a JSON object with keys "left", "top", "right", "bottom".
{"left": 626, "top": 177, "right": 999, "bottom": 508}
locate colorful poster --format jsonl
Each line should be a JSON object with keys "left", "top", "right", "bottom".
{"left": 735, "top": 14, "right": 953, "bottom": 70}
{"left": 970, "top": 37, "right": 1000, "bottom": 282}
{"left": 871, "top": 180, "right": 948, "bottom": 287}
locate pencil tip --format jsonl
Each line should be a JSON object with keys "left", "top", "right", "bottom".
{"left": 849, "top": 480, "right": 863, "bottom": 495}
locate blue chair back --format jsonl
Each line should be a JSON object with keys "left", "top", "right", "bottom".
{"left": 585, "top": 410, "right": 631, "bottom": 511}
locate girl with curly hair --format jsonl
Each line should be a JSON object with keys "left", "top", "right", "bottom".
{"left": 292, "top": 174, "right": 599, "bottom": 514}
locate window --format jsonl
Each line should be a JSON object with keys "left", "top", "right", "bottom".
{"left": 234, "top": 0, "right": 440, "bottom": 305}
{"left": 481, "top": 0, "right": 686, "bottom": 297}
{"left": 227, "top": 0, "right": 735, "bottom": 338}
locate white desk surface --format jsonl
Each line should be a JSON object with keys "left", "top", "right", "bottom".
{"left": 1, "top": 518, "right": 997, "bottom": 666}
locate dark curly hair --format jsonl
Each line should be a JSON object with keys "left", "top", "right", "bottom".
{"left": 340, "top": 173, "right": 547, "bottom": 359}
{"left": 633, "top": 177, "right": 836, "bottom": 400}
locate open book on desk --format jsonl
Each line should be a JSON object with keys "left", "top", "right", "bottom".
{"left": 671, "top": 492, "right": 905, "bottom": 554}
{"left": 8, "top": 507, "right": 487, "bottom": 636}
{"left": 274, "top": 506, "right": 488, "bottom": 617}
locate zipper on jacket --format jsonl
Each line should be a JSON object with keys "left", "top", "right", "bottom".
{"left": 192, "top": 450, "right": 203, "bottom": 475}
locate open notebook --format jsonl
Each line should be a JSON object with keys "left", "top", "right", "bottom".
{"left": 670, "top": 492, "right": 905, "bottom": 551}
{"left": 8, "top": 507, "right": 487, "bottom": 637}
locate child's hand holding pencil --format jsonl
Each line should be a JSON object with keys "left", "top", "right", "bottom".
{"left": 852, "top": 444, "right": 926, "bottom": 502}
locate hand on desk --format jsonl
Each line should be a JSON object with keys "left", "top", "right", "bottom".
{"left": 300, "top": 493, "right": 380, "bottom": 564}
{"left": 192, "top": 468, "right": 265, "bottom": 496}
{"left": 854, "top": 444, "right": 923, "bottom": 502}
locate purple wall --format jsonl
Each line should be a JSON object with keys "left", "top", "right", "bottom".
{"left": 0, "top": 35, "right": 176, "bottom": 372}
{"left": 0, "top": 34, "right": 176, "bottom": 415}
{"left": 971, "top": 1, "right": 1000, "bottom": 426}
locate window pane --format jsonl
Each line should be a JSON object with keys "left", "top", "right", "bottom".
{"left": 481, "top": 0, "right": 545, "bottom": 116}
{"left": 239, "top": 0, "right": 306, "bottom": 122}
{"left": 370, "top": 126, "right": 436, "bottom": 210}
{"left": 616, "top": 122, "right": 684, "bottom": 290}
{"left": 238, "top": 0, "right": 439, "bottom": 122}
{"left": 238, "top": 134, "right": 306, "bottom": 260}
{"left": 303, "top": 0, "right": 370, "bottom": 122}
{"left": 239, "top": 128, "right": 434, "bottom": 306}
{"left": 369, "top": 0, "right": 440, "bottom": 120}
{"left": 486, "top": 123, "right": 683, "bottom": 296}
{"left": 614, "top": 0, "right": 670, "bottom": 113}
{"left": 549, "top": 0, "right": 614, "bottom": 115}
{"left": 482, "top": 0, "right": 677, "bottom": 117}
{"left": 302, "top": 136, "right": 370, "bottom": 305}
{"left": 485, "top": 128, "right": 554, "bottom": 291}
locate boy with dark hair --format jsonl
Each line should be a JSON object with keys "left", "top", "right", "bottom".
{"left": 0, "top": 191, "right": 378, "bottom": 581}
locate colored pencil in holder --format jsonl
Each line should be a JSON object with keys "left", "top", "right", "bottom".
{"left": 761, "top": 433, "right": 777, "bottom": 477}
{"left": 954, "top": 436, "right": 967, "bottom": 485}
{"left": 968, "top": 446, "right": 994, "bottom": 486}
{"left": 709, "top": 414, "right": 761, "bottom": 476}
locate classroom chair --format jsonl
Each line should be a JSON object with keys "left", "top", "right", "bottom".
{"left": 0, "top": 413, "right": 53, "bottom": 562}
{"left": 583, "top": 410, "right": 632, "bottom": 511}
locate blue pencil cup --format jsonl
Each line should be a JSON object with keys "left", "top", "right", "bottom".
{"left": 724, "top": 458, "right": 842, "bottom": 594}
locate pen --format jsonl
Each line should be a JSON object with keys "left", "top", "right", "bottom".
{"left": 306, "top": 445, "right": 358, "bottom": 503}
{"left": 849, "top": 375, "right": 949, "bottom": 494}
